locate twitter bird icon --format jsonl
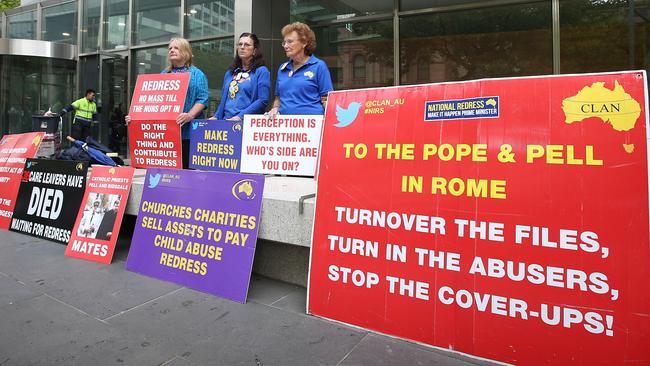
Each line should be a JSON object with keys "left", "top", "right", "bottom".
{"left": 148, "top": 173, "right": 161, "bottom": 188}
{"left": 335, "top": 102, "right": 362, "bottom": 128}
{"left": 191, "top": 121, "right": 198, "bottom": 130}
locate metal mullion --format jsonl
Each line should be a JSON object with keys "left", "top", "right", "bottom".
{"left": 393, "top": 0, "right": 399, "bottom": 86}
{"left": 552, "top": 0, "right": 560, "bottom": 74}
{"left": 36, "top": 3, "right": 42, "bottom": 40}
{"left": 180, "top": 0, "right": 186, "bottom": 37}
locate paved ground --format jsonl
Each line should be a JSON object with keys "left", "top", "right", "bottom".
{"left": 0, "top": 229, "right": 500, "bottom": 366}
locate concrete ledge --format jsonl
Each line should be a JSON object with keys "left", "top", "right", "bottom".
{"left": 124, "top": 169, "right": 316, "bottom": 247}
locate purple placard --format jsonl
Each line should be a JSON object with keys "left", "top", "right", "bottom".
{"left": 126, "top": 168, "right": 264, "bottom": 303}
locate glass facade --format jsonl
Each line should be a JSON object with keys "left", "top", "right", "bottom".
{"left": 291, "top": 0, "right": 649, "bottom": 89}
{"left": 560, "top": 0, "right": 650, "bottom": 73}
{"left": 134, "top": 0, "right": 181, "bottom": 45}
{"left": 81, "top": 0, "right": 100, "bottom": 52}
{"left": 105, "top": 0, "right": 129, "bottom": 49}
{"left": 313, "top": 21, "right": 394, "bottom": 90}
{"left": 185, "top": 0, "right": 234, "bottom": 39}
{"left": 8, "top": 11, "right": 36, "bottom": 40}
{"left": 0, "top": 56, "right": 76, "bottom": 136}
{"left": 399, "top": 2, "right": 552, "bottom": 84}
{"left": 42, "top": 2, "right": 78, "bottom": 44}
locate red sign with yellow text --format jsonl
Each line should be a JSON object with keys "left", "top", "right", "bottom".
{"left": 128, "top": 120, "right": 182, "bottom": 169}
{"left": 308, "top": 71, "right": 650, "bottom": 365}
{"left": 0, "top": 132, "right": 44, "bottom": 229}
{"left": 66, "top": 166, "right": 135, "bottom": 264}
{"left": 129, "top": 73, "right": 189, "bottom": 120}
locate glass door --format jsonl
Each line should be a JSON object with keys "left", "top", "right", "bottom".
{"left": 100, "top": 55, "right": 128, "bottom": 155}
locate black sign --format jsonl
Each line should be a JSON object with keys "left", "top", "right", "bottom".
{"left": 10, "top": 159, "right": 88, "bottom": 244}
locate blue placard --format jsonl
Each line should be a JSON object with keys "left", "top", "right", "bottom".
{"left": 189, "top": 120, "right": 243, "bottom": 172}
{"left": 424, "top": 96, "right": 499, "bottom": 121}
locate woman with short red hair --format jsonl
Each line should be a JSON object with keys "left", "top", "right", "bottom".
{"left": 267, "top": 22, "right": 333, "bottom": 119}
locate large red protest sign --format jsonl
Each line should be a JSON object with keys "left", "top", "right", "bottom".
{"left": 66, "top": 166, "right": 135, "bottom": 264}
{"left": 128, "top": 120, "right": 182, "bottom": 169}
{"left": 0, "top": 132, "right": 44, "bottom": 229}
{"left": 308, "top": 71, "right": 649, "bottom": 365}
{"left": 129, "top": 73, "right": 189, "bottom": 120}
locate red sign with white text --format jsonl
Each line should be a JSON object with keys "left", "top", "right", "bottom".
{"left": 308, "top": 71, "right": 650, "bottom": 365}
{"left": 129, "top": 73, "right": 189, "bottom": 120}
{"left": 0, "top": 132, "right": 44, "bottom": 229}
{"left": 128, "top": 120, "right": 182, "bottom": 169}
{"left": 66, "top": 166, "right": 135, "bottom": 264}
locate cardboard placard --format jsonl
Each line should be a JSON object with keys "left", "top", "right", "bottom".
{"left": 308, "top": 71, "right": 650, "bottom": 365}
{"left": 189, "top": 120, "right": 243, "bottom": 172}
{"left": 128, "top": 120, "right": 182, "bottom": 169}
{"left": 129, "top": 73, "right": 190, "bottom": 120}
{"left": 65, "top": 166, "right": 135, "bottom": 264}
{"left": 241, "top": 115, "right": 323, "bottom": 176}
{"left": 0, "top": 132, "right": 44, "bottom": 229}
{"left": 126, "top": 168, "right": 265, "bottom": 303}
{"left": 10, "top": 159, "right": 88, "bottom": 244}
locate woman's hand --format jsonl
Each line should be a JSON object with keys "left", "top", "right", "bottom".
{"left": 227, "top": 116, "right": 242, "bottom": 121}
{"left": 176, "top": 112, "right": 194, "bottom": 125}
{"left": 266, "top": 106, "right": 279, "bottom": 120}
{"left": 125, "top": 115, "right": 131, "bottom": 125}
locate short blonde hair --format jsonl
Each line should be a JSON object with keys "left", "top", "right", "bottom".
{"left": 281, "top": 22, "right": 316, "bottom": 56}
{"left": 167, "top": 37, "right": 193, "bottom": 70}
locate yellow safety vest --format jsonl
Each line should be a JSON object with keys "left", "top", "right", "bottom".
{"left": 71, "top": 97, "right": 97, "bottom": 120}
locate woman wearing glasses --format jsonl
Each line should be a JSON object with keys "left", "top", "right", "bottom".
{"left": 213, "top": 33, "right": 270, "bottom": 120}
{"left": 267, "top": 22, "right": 333, "bottom": 119}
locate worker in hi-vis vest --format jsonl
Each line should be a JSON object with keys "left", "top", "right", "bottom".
{"left": 59, "top": 89, "right": 97, "bottom": 140}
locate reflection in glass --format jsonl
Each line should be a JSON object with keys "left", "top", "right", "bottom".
{"left": 191, "top": 39, "right": 234, "bottom": 116}
{"left": 135, "top": 0, "right": 181, "bottom": 45}
{"left": 312, "top": 21, "right": 394, "bottom": 90}
{"left": 400, "top": 0, "right": 480, "bottom": 12}
{"left": 185, "top": 0, "right": 234, "bottom": 39}
{"left": 560, "top": 0, "right": 650, "bottom": 73}
{"left": 8, "top": 11, "right": 36, "bottom": 40}
{"left": 0, "top": 56, "right": 75, "bottom": 136}
{"left": 42, "top": 2, "right": 78, "bottom": 44}
{"left": 291, "top": 0, "right": 392, "bottom": 23}
{"left": 105, "top": 0, "right": 129, "bottom": 49}
{"left": 82, "top": 0, "right": 101, "bottom": 52}
{"left": 399, "top": 2, "right": 552, "bottom": 84}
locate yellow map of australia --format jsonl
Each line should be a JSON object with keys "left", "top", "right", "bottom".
{"left": 562, "top": 80, "right": 641, "bottom": 132}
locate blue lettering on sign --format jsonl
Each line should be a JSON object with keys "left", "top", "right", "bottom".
{"left": 424, "top": 96, "right": 500, "bottom": 121}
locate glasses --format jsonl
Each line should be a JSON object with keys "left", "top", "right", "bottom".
{"left": 282, "top": 39, "right": 298, "bottom": 46}
{"left": 238, "top": 42, "right": 253, "bottom": 48}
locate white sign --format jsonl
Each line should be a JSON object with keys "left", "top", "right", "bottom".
{"left": 241, "top": 114, "right": 323, "bottom": 176}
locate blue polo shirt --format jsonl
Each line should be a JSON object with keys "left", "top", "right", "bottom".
{"left": 214, "top": 66, "right": 270, "bottom": 119}
{"left": 275, "top": 54, "right": 333, "bottom": 115}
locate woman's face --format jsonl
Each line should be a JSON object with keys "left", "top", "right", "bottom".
{"left": 237, "top": 36, "right": 256, "bottom": 63}
{"left": 283, "top": 31, "right": 305, "bottom": 60}
{"left": 168, "top": 41, "right": 184, "bottom": 65}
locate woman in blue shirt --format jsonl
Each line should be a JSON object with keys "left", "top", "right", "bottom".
{"left": 267, "top": 22, "right": 333, "bottom": 119}
{"left": 213, "top": 33, "right": 270, "bottom": 120}
{"left": 127, "top": 37, "right": 209, "bottom": 168}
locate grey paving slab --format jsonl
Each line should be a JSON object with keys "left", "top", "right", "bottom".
{"left": 339, "top": 334, "right": 499, "bottom": 366}
{"left": 247, "top": 274, "right": 302, "bottom": 305}
{"left": 0, "top": 230, "right": 182, "bottom": 320}
{"left": 269, "top": 286, "right": 307, "bottom": 315}
{"left": 108, "top": 287, "right": 367, "bottom": 366}
{"left": 0, "top": 294, "right": 175, "bottom": 366}
{"left": 0, "top": 273, "right": 40, "bottom": 306}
